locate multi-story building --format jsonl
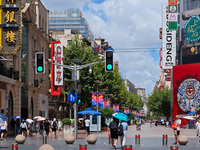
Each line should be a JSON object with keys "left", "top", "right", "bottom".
{"left": 49, "top": 8, "right": 94, "bottom": 41}
{"left": 178, "top": 0, "right": 200, "bottom": 65}
{"left": 0, "top": 0, "right": 50, "bottom": 127}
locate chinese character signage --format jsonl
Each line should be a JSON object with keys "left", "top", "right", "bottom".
{"left": 0, "top": 0, "right": 22, "bottom": 54}
{"left": 54, "top": 43, "right": 63, "bottom": 86}
{"left": 185, "top": 15, "right": 200, "bottom": 42}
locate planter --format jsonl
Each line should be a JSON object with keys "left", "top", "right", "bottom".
{"left": 63, "top": 125, "right": 70, "bottom": 134}
{"left": 178, "top": 135, "right": 188, "bottom": 145}
{"left": 15, "top": 134, "right": 25, "bottom": 144}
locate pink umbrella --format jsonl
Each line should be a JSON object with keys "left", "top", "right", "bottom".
{"left": 37, "top": 117, "right": 46, "bottom": 121}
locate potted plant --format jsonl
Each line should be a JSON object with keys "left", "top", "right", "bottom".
{"left": 62, "top": 118, "right": 71, "bottom": 133}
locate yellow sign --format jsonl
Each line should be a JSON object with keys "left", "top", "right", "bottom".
{"left": 6, "top": 31, "right": 16, "bottom": 43}
{"left": 7, "top": 0, "right": 14, "bottom": 3}
{"left": 5, "top": 11, "right": 16, "bottom": 23}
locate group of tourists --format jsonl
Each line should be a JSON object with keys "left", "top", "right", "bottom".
{"left": 0, "top": 117, "right": 63, "bottom": 140}
{"left": 108, "top": 117, "right": 128, "bottom": 150}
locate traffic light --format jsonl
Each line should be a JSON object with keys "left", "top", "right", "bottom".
{"left": 105, "top": 50, "right": 113, "bottom": 72}
{"left": 78, "top": 99, "right": 81, "bottom": 104}
{"left": 35, "top": 52, "right": 45, "bottom": 74}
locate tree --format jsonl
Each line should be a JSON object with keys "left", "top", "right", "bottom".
{"left": 147, "top": 88, "right": 171, "bottom": 119}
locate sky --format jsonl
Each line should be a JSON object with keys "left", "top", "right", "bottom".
{"left": 42, "top": 0, "right": 167, "bottom": 95}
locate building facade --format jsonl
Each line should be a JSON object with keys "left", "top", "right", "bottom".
{"left": 49, "top": 8, "right": 94, "bottom": 41}
{"left": 0, "top": 0, "right": 50, "bottom": 127}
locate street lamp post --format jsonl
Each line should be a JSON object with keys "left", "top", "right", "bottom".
{"left": 94, "top": 80, "right": 101, "bottom": 134}
{"left": 103, "top": 89, "right": 108, "bottom": 107}
{"left": 49, "top": 59, "right": 105, "bottom": 139}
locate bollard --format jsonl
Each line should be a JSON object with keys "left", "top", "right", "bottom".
{"left": 79, "top": 144, "right": 87, "bottom": 150}
{"left": 135, "top": 134, "right": 140, "bottom": 145}
{"left": 170, "top": 145, "right": 178, "bottom": 150}
{"left": 12, "top": 143, "right": 18, "bottom": 150}
{"left": 109, "top": 135, "right": 111, "bottom": 144}
{"left": 124, "top": 145, "right": 132, "bottom": 150}
{"left": 162, "top": 134, "right": 168, "bottom": 145}
{"left": 43, "top": 132, "right": 47, "bottom": 144}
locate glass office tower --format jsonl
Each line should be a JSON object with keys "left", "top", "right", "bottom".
{"left": 49, "top": 8, "right": 94, "bottom": 41}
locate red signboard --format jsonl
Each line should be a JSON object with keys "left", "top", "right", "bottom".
{"left": 173, "top": 63, "right": 200, "bottom": 127}
{"left": 168, "top": 0, "right": 177, "bottom": 5}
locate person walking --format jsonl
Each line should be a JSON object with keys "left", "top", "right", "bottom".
{"left": 20, "top": 119, "right": 27, "bottom": 136}
{"left": 52, "top": 118, "right": 57, "bottom": 138}
{"left": 108, "top": 117, "right": 118, "bottom": 149}
{"left": 10, "top": 118, "right": 16, "bottom": 136}
{"left": 44, "top": 118, "right": 51, "bottom": 136}
{"left": 16, "top": 119, "right": 20, "bottom": 135}
{"left": 195, "top": 119, "right": 200, "bottom": 137}
{"left": 58, "top": 119, "right": 63, "bottom": 134}
{"left": 119, "top": 121, "right": 128, "bottom": 150}
{"left": 173, "top": 115, "right": 181, "bottom": 145}
{"left": 0, "top": 121, "right": 7, "bottom": 140}
{"left": 40, "top": 121, "right": 44, "bottom": 136}
{"left": 85, "top": 117, "right": 90, "bottom": 135}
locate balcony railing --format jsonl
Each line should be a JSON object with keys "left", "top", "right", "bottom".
{"left": 0, "top": 65, "right": 19, "bottom": 80}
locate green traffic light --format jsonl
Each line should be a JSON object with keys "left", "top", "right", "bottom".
{"left": 107, "top": 64, "right": 113, "bottom": 70}
{"left": 78, "top": 99, "right": 81, "bottom": 103}
{"left": 37, "top": 66, "right": 43, "bottom": 72}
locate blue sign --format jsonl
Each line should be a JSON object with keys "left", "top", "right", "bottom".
{"left": 68, "top": 92, "right": 77, "bottom": 103}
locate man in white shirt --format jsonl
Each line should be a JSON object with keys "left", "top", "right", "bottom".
{"left": 85, "top": 117, "right": 90, "bottom": 135}
{"left": 174, "top": 115, "right": 181, "bottom": 145}
{"left": 0, "top": 121, "right": 7, "bottom": 140}
{"left": 195, "top": 119, "right": 200, "bottom": 137}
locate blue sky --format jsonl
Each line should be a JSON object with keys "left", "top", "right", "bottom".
{"left": 42, "top": 0, "right": 167, "bottom": 94}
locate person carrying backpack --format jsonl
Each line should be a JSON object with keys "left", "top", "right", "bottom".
{"left": 108, "top": 117, "right": 119, "bottom": 149}
{"left": 51, "top": 118, "right": 57, "bottom": 138}
{"left": 118, "top": 121, "right": 128, "bottom": 150}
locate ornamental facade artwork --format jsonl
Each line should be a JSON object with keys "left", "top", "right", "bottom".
{"left": 177, "top": 78, "right": 200, "bottom": 113}
{"left": 0, "top": 0, "right": 22, "bottom": 54}
{"left": 184, "top": 15, "right": 200, "bottom": 42}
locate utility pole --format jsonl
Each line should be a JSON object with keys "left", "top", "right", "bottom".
{"left": 49, "top": 59, "right": 104, "bottom": 139}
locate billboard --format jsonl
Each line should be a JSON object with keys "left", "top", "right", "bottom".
{"left": 173, "top": 63, "right": 200, "bottom": 127}
{"left": 54, "top": 43, "right": 63, "bottom": 86}
{"left": 162, "top": 4, "right": 176, "bottom": 69}
{"left": 0, "top": 0, "right": 22, "bottom": 54}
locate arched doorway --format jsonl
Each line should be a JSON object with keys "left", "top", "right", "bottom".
{"left": 7, "top": 91, "right": 13, "bottom": 119}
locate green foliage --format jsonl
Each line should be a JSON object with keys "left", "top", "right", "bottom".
{"left": 128, "top": 112, "right": 135, "bottom": 120}
{"left": 100, "top": 107, "right": 115, "bottom": 118}
{"left": 71, "top": 119, "right": 74, "bottom": 126}
{"left": 147, "top": 88, "right": 171, "bottom": 119}
{"left": 62, "top": 118, "right": 71, "bottom": 125}
{"left": 62, "top": 34, "right": 144, "bottom": 112}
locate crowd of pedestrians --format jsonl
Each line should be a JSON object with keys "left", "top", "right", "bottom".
{"left": 0, "top": 117, "right": 63, "bottom": 140}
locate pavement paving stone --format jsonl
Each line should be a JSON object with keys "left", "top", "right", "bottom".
{"left": 0, "top": 123, "right": 200, "bottom": 150}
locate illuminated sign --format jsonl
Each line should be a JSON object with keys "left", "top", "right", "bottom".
{"left": 0, "top": 0, "right": 22, "bottom": 54}
{"left": 54, "top": 43, "right": 63, "bottom": 86}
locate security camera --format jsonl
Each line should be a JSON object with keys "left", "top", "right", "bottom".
{"left": 89, "top": 68, "right": 92, "bottom": 74}
{"left": 98, "top": 54, "right": 104, "bottom": 61}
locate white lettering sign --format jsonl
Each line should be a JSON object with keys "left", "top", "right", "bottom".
{"left": 162, "top": 4, "right": 177, "bottom": 69}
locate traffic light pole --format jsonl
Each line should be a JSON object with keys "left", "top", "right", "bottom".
{"left": 50, "top": 60, "right": 105, "bottom": 139}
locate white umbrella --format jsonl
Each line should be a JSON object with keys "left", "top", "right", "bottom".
{"left": 183, "top": 116, "right": 195, "bottom": 120}
{"left": 37, "top": 117, "right": 46, "bottom": 121}
{"left": 26, "top": 119, "right": 33, "bottom": 123}
{"left": 33, "top": 116, "right": 41, "bottom": 119}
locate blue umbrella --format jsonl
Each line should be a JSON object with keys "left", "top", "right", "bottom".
{"left": 0, "top": 113, "right": 7, "bottom": 124}
{"left": 12, "top": 116, "right": 20, "bottom": 119}
{"left": 112, "top": 112, "right": 130, "bottom": 121}
{"left": 78, "top": 108, "right": 101, "bottom": 115}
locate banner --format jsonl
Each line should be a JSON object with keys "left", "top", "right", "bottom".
{"left": 124, "top": 108, "right": 130, "bottom": 115}
{"left": 132, "top": 110, "right": 137, "bottom": 115}
{"left": 103, "top": 98, "right": 110, "bottom": 108}
{"left": 92, "top": 92, "right": 103, "bottom": 107}
{"left": 113, "top": 104, "right": 119, "bottom": 112}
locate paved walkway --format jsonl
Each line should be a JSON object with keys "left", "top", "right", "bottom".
{"left": 0, "top": 123, "right": 200, "bottom": 150}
